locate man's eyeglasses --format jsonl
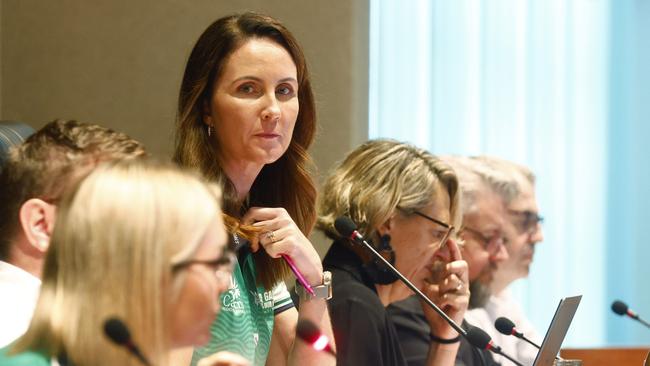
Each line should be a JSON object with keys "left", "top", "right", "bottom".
{"left": 508, "top": 209, "right": 544, "bottom": 235}
{"left": 172, "top": 251, "right": 237, "bottom": 286}
{"left": 460, "top": 226, "right": 506, "bottom": 255}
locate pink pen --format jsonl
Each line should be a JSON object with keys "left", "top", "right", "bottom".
{"left": 281, "top": 254, "right": 315, "bottom": 296}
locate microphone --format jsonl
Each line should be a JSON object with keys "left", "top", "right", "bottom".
{"left": 103, "top": 317, "right": 153, "bottom": 366}
{"left": 495, "top": 316, "right": 540, "bottom": 349}
{"left": 611, "top": 300, "right": 650, "bottom": 329}
{"left": 335, "top": 217, "right": 525, "bottom": 365}
{"left": 495, "top": 317, "right": 561, "bottom": 361}
{"left": 296, "top": 319, "right": 336, "bottom": 357}
{"left": 466, "top": 324, "right": 524, "bottom": 366}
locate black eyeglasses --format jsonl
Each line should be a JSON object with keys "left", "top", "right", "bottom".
{"left": 409, "top": 210, "right": 455, "bottom": 246}
{"left": 508, "top": 209, "right": 544, "bottom": 234}
{"left": 460, "top": 226, "right": 506, "bottom": 254}
{"left": 172, "top": 251, "right": 237, "bottom": 285}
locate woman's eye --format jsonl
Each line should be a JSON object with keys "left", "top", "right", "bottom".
{"left": 432, "top": 231, "right": 446, "bottom": 241}
{"left": 276, "top": 85, "right": 295, "bottom": 98}
{"left": 237, "top": 83, "right": 260, "bottom": 95}
{"left": 237, "top": 83, "right": 257, "bottom": 94}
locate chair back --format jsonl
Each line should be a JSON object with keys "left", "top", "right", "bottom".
{"left": 0, "top": 121, "right": 35, "bottom": 165}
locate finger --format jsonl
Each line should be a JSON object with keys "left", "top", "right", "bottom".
{"left": 257, "top": 227, "right": 292, "bottom": 250}
{"left": 444, "top": 260, "right": 469, "bottom": 283}
{"left": 242, "top": 207, "right": 285, "bottom": 225}
{"left": 421, "top": 280, "right": 443, "bottom": 301}
{"left": 439, "top": 274, "right": 463, "bottom": 293}
{"left": 439, "top": 292, "right": 470, "bottom": 310}
{"left": 250, "top": 216, "right": 293, "bottom": 232}
{"left": 447, "top": 237, "right": 463, "bottom": 262}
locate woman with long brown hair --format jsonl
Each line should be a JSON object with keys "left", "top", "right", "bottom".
{"left": 174, "top": 12, "right": 333, "bottom": 366}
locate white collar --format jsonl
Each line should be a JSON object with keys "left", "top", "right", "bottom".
{"left": 0, "top": 260, "right": 41, "bottom": 286}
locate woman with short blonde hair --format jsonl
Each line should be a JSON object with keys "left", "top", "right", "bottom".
{"left": 318, "top": 139, "right": 468, "bottom": 366}
{"left": 0, "top": 161, "right": 235, "bottom": 366}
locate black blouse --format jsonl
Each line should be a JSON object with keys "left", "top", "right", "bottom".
{"left": 387, "top": 295, "right": 501, "bottom": 366}
{"left": 324, "top": 241, "right": 407, "bottom": 366}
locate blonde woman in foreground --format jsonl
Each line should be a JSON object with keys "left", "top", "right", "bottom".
{"left": 0, "top": 161, "right": 248, "bottom": 366}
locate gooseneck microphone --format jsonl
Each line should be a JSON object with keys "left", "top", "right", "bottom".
{"left": 296, "top": 319, "right": 336, "bottom": 357}
{"left": 495, "top": 317, "right": 561, "bottom": 361}
{"left": 466, "top": 325, "right": 524, "bottom": 366}
{"left": 334, "top": 216, "right": 523, "bottom": 366}
{"left": 103, "top": 317, "right": 153, "bottom": 366}
{"left": 495, "top": 317, "right": 540, "bottom": 349}
{"left": 611, "top": 300, "right": 650, "bottom": 329}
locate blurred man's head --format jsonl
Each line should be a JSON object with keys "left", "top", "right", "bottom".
{"left": 472, "top": 157, "right": 544, "bottom": 293}
{"left": 0, "top": 120, "right": 146, "bottom": 277}
{"left": 444, "top": 156, "right": 518, "bottom": 308}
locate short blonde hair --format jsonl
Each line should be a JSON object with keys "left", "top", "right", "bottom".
{"left": 317, "top": 139, "right": 461, "bottom": 242}
{"left": 10, "top": 160, "right": 223, "bottom": 366}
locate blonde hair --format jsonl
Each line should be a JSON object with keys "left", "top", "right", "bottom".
{"left": 317, "top": 139, "right": 461, "bottom": 243}
{"left": 10, "top": 161, "right": 223, "bottom": 366}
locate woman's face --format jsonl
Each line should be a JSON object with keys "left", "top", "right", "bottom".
{"left": 169, "top": 216, "right": 230, "bottom": 347}
{"left": 205, "top": 38, "right": 299, "bottom": 168}
{"left": 384, "top": 183, "right": 453, "bottom": 290}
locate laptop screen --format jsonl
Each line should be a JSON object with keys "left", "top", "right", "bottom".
{"left": 532, "top": 295, "right": 582, "bottom": 366}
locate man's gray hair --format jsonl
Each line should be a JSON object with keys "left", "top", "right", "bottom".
{"left": 442, "top": 156, "right": 522, "bottom": 215}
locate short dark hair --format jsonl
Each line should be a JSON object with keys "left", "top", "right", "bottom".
{"left": 0, "top": 120, "right": 146, "bottom": 260}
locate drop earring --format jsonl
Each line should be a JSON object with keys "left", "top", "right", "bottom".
{"left": 362, "top": 234, "right": 398, "bottom": 285}
{"left": 207, "top": 125, "right": 213, "bottom": 137}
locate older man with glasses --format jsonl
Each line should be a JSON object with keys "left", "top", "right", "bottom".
{"left": 465, "top": 156, "right": 544, "bottom": 366}
{"left": 387, "top": 156, "right": 517, "bottom": 366}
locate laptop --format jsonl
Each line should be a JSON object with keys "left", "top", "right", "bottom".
{"left": 532, "top": 295, "right": 582, "bottom": 366}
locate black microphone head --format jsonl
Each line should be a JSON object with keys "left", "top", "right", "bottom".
{"left": 611, "top": 300, "right": 628, "bottom": 316}
{"left": 495, "top": 317, "right": 516, "bottom": 335}
{"left": 466, "top": 325, "right": 493, "bottom": 350}
{"left": 334, "top": 216, "right": 358, "bottom": 238}
{"left": 296, "top": 319, "right": 320, "bottom": 343}
{"left": 104, "top": 317, "right": 131, "bottom": 345}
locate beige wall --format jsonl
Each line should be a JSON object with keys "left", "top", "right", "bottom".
{"left": 0, "top": 0, "right": 369, "bottom": 254}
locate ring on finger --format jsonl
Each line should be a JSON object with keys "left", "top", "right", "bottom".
{"left": 267, "top": 231, "right": 277, "bottom": 243}
{"left": 455, "top": 283, "right": 463, "bottom": 292}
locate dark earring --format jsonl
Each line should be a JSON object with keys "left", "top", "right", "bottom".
{"left": 362, "top": 234, "right": 399, "bottom": 285}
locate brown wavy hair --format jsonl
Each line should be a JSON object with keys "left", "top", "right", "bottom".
{"left": 173, "top": 12, "right": 316, "bottom": 289}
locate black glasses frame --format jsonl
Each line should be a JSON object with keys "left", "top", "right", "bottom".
{"left": 172, "top": 251, "right": 236, "bottom": 273}
{"left": 508, "top": 209, "right": 544, "bottom": 234}
{"left": 406, "top": 210, "right": 456, "bottom": 246}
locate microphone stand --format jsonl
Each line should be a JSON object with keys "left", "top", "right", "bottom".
{"left": 633, "top": 316, "right": 650, "bottom": 329}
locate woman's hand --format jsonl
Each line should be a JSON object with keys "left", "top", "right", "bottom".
{"left": 196, "top": 351, "right": 251, "bottom": 366}
{"left": 420, "top": 239, "right": 469, "bottom": 340}
{"left": 243, "top": 207, "right": 323, "bottom": 285}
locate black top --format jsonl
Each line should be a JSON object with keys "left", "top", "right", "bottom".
{"left": 324, "top": 241, "right": 407, "bottom": 366}
{"left": 387, "top": 295, "right": 501, "bottom": 366}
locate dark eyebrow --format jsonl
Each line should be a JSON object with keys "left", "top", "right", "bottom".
{"left": 232, "top": 76, "right": 298, "bottom": 84}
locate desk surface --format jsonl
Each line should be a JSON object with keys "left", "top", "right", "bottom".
{"left": 561, "top": 347, "right": 650, "bottom": 366}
